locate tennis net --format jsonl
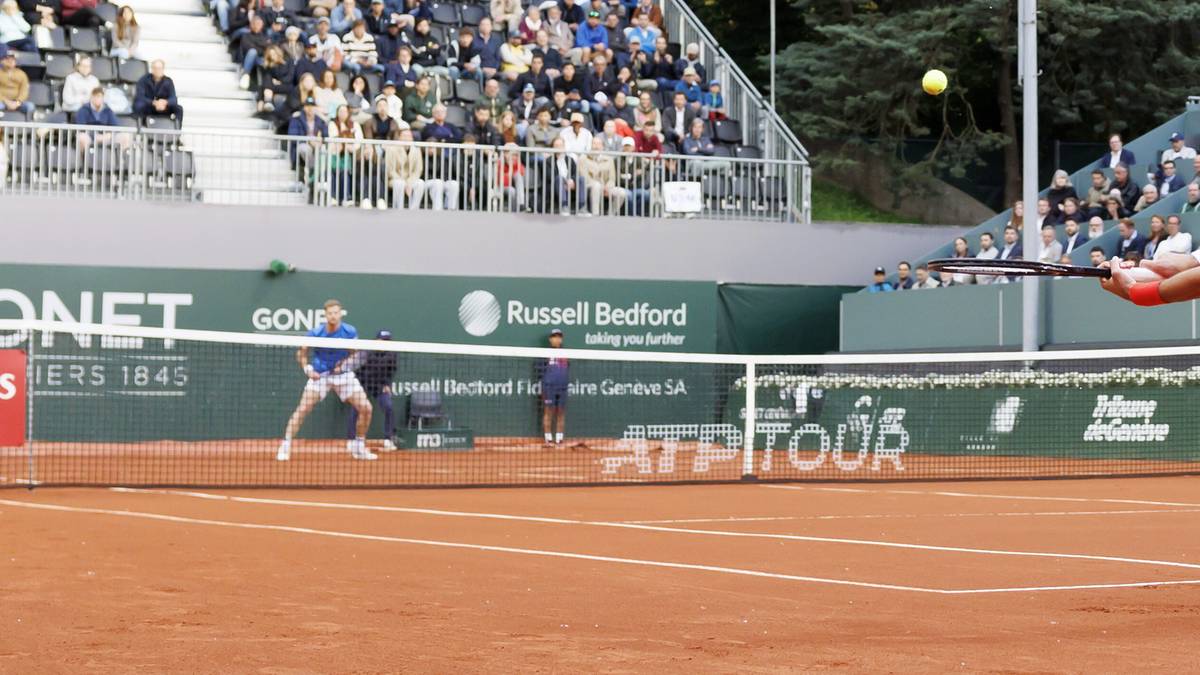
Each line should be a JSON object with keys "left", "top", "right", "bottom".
{"left": 1, "top": 320, "right": 1199, "bottom": 488}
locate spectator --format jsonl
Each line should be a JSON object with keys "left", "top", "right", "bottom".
{"left": 498, "top": 141, "right": 526, "bottom": 211}
{"left": 511, "top": 84, "right": 539, "bottom": 138}
{"left": 309, "top": 17, "right": 344, "bottom": 71}
{"left": 1086, "top": 216, "right": 1105, "bottom": 241}
{"left": 513, "top": 54, "right": 553, "bottom": 104}
{"left": 342, "top": 20, "right": 383, "bottom": 75}
{"left": 345, "top": 74, "right": 372, "bottom": 122}
{"left": 648, "top": 35, "right": 674, "bottom": 90}
{"left": 0, "top": 44, "right": 30, "bottom": 116}
{"left": 287, "top": 95, "right": 328, "bottom": 172}
{"left": 1096, "top": 133, "right": 1134, "bottom": 170}
{"left": 384, "top": 46, "right": 419, "bottom": 89}
{"left": 237, "top": 16, "right": 272, "bottom": 90}
{"left": 618, "top": 137, "right": 650, "bottom": 216}
{"left": 328, "top": 103, "right": 365, "bottom": 207}
{"left": 62, "top": 0, "right": 102, "bottom": 27}
{"left": 1190, "top": 155, "right": 1200, "bottom": 186}
{"left": 62, "top": 57, "right": 100, "bottom": 113}
{"left": 1143, "top": 214, "right": 1166, "bottom": 260}
{"left": 397, "top": 0, "right": 433, "bottom": 30}
{"left": 867, "top": 267, "right": 893, "bottom": 293}
{"left": 385, "top": 127, "right": 425, "bottom": 209}
{"left": 467, "top": 105, "right": 502, "bottom": 146}
{"left": 630, "top": 0, "right": 663, "bottom": 35}
{"left": 1033, "top": 197, "right": 1057, "bottom": 228}
{"left": 680, "top": 116, "right": 713, "bottom": 173}
{"left": 281, "top": 71, "right": 318, "bottom": 122}
{"left": 361, "top": 95, "right": 404, "bottom": 143}
{"left": 0, "top": 0, "right": 35, "bottom": 53}
{"left": 447, "top": 27, "right": 482, "bottom": 84}
{"left": 661, "top": 90, "right": 694, "bottom": 146}
{"left": 307, "top": 0, "right": 336, "bottom": 19}
{"left": 258, "top": 45, "right": 295, "bottom": 115}
{"left": 1038, "top": 224, "right": 1062, "bottom": 263}
{"left": 893, "top": 260, "right": 914, "bottom": 290}
{"left": 1061, "top": 218, "right": 1088, "bottom": 256}
{"left": 701, "top": 79, "right": 725, "bottom": 121}
{"left": 422, "top": 102, "right": 459, "bottom": 142}
{"left": 295, "top": 37, "right": 329, "bottom": 85}
{"left": 1158, "top": 132, "right": 1196, "bottom": 184}
{"left": 542, "top": 3, "right": 574, "bottom": 62}
{"left": 500, "top": 31, "right": 532, "bottom": 81}
{"left": 361, "top": 0, "right": 387, "bottom": 34}
{"left": 1059, "top": 197, "right": 1083, "bottom": 226}
{"left": 374, "top": 80, "right": 404, "bottom": 123}
{"left": 497, "top": 108, "right": 519, "bottom": 144}
{"left": 281, "top": 26, "right": 309, "bottom": 65}
{"left": 1156, "top": 214, "right": 1193, "bottom": 260}
{"left": 574, "top": 10, "right": 608, "bottom": 65}
{"left": 1005, "top": 200, "right": 1023, "bottom": 230}
{"left": 559, "top": 0, "right": 586, "bottom": 32}
{"left": 359, "top": 96, "right": 400, "bottom": 208}
{"left": 108, "top": 5, "right": 142, "bottom": 58}
{"left": 525, "top": 105, "right": 559, "bottom": 148}
{"left": 634, "top": 117, "right": 662, "bottom": 154}
{"left": 585, "top": 54, "right": 617, "bottom": 120}
{"left": 559, "top": 110, "right": 592, "bottom": 159}
{"left": 402, "top": 75, "right": 436, "bottom": 129}
{"left": 1083, "top": 170, "right": 1109, "bottom": 216}
{"left": 1182, "top": 182, "right": 1200, "bottom": 214}
{"left": 580, "top": 135, "right": 626, "bottom": 215}
{"left": 133, "top": 60, "right": 183, "bottom": 122}
{"left": 1157, "top": 160, "right": 1185, "bottom": 197}
{"left": 1116, "top": 218, "right": 1145, "bottom": 259}
{"left": 267, "top": 15, "right": 290, "bottom": 45}
{"left": 227, "top": 0, "right": 253, "bottom": 40}
{"left": 1109, "top": 163, "right": 1139, "bottom": 212}
{"left": 1089, "top": 246, "right": 1106, "bottom": 267}
{"left": 491, "top": 0, "right": 522, "bottom": 35}
{"left": 607, "top": 90, "right": 635, "bottom": 128}
{"left": 947, "top": 236, "right": 975, "bottom": 286}
{"left": 519, "top": 4, "right": 543, "bottom": 44}
{"left": 329, "top": 0, "right": 361, "bottom": 34}
{"left": 475, "top": 17, "right": 503, "bottom": 80}
{"left": 913, "top": 264, "right": 940, "bottom": 289}
{"left": 315, "top": 68, "right": 347, "bottom": 119}
{"left": 531, "top": 28, "right": 564, "bottom": 79}
{"left": 548, "top": 88, "right": 571, "bottom": 126}
{"left": 261, "top": 0, "right": 294, "bottom": 32}
{"left": 422, "top": 111, "right": 461, "bottom": 208}
{"left": 1102, "top": 195, "right": 1127, "bottom": 222}
{"left": 1133, "top": 183, "right": 1158, "bottom": 213}
{"left": 674, "top": 42, "right": 705, "bottom": 83}
{"left": 409, "top": 18, "right": 446, "bottom": 77}
{"left": 998, "top": 226, "right": 1022, "bottom": 261}
{"left": 673, "top": 67, "right": 702, "bottom": 111}
{"left": 75, "top": 86, "right": 131, "bottom": 154}
{"left": 974, "top": 232, "right": 999, "bottom": 285}
{"left": 624, "top": 11, "right": 658, "bottom": 56}
{"left": 633, "top": 90, "right": 658, "bottom": 129}
{"left": 625, "top": 40, "right": 655, "bottom": 90}
{"left": 479, "top": 77, "right": 507, "bottom": 120}
{"left": 1045, "top": 169, "right": 1076, "bottom": 214}
{"left": 376, "top": 20, "right": 405, "bottom": 64}
{"left": 553, "top": 62, "right": 590, "bottom": 112}
{"left": 603, "top": 12, "right": 627, "bottom": 63}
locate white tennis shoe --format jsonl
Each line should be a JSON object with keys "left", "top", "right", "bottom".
{"left": 349, "top": 439, "right": 378, "bottom": 460}
{"left": 382, "top": 439, "right": 397, "bottom": 452}
{"left": 275, "top": 441, "right": 290, "bottom": 461}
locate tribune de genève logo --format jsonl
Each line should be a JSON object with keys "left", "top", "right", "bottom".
{"left": 458, "top": 290, "right": 501, "bottom": 337}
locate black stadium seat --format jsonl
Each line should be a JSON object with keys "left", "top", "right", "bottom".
{"left": 94, "top": 2, "right": 119, "bottom": 25}
{"left": 734, "top": 145, "right": 761, "bottom": 160}
{"left": 0, "top": 108, "right": 29, "bottom": 122}
{"left": 713, "top": 118, "right": 742, "bottom": 145}
{"left": 711, "top": 144, "right": 732, "bottom": 158}
{"left": 26, "top": 81, "right": 54, "bottom": 109}
{"left": 444, "top": 104, "right": 469, "bottom": 130}
{"left": 115, "top": 114, "right": 140, "bottom": 129}
{"left": 92, "top": 57, "right": 118, "bottom": 83}
{"left": 460, "top": 4, "right": 485, "bottom": 26}
{"left": 43, "top": 53, "right": 76, "bottom": 80}
{"left": 118, "top": 58, "right": 148, "bottom": 84}
{"left": 430, "top": 2, "right": 459, "bottom": 27}
{"left": 42, "top": 27, "right": 71, "bottom": 53}
{"left": 69, "top": 27, "right": 103, "bottom": 54}
{"left": 454, "top": 78, "right": 481, "bottom": 103}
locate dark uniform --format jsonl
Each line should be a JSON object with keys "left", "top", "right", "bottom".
{"left": 346, "top": 331, "right": 399, "bottom": 441}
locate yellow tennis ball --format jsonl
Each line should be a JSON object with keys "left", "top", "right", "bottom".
{"left": 922, "top": 69, "right": 947, "bottom": 96}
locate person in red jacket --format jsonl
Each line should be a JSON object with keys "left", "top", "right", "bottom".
{"left": 61, "top": 0, "right": 102, "bottom": 27}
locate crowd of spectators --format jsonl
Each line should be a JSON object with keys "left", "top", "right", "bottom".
{"left": 869, "top": 132, "right": 1200, "bottom": 292}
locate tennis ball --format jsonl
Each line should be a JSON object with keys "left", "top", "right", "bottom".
{"left": 922, "top": 69, "right": 947, "bottom": 96}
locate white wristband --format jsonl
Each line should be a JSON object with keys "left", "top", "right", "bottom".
{"left": 304, "top": 364, "right": 315, "bottom": 376}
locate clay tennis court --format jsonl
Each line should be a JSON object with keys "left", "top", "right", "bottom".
{"left": 3, "top": 476, "right": 1200, "bottom": 672}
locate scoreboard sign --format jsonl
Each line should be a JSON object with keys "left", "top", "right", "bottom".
{"left": 0, "top": 350, "right": 26, "bottom": 446}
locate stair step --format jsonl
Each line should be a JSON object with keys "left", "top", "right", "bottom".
{"left": 183, "top": 134, "right": 283, "bottom": 153}
{"left": 178, "top": 96, "right": 257, "bottom": 116}
{"left": 183, "top": 116, "right": 272, "bottom": 130}
{"left": 168, "top": 68, "right": 239, "bottom": 92}
{"left": 139, "top": 39, "right": 233, "bottom": 66}
{"left": 124, "top": 0, "right": 207, "bottom": 16}
{"left": 199, "top": 189, "right": 311, "bottom": 206}
{"left": 133, "top": 14, "right": 224, "bottom": 43}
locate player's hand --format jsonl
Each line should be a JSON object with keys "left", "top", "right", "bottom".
{"left": 1098, "top": 257, "right": 1135, "bottom": 301}
{"left": 304, "top": 364, "right": 320, "bottom": 380}
{"left": 1140, "top": 253, "right": 1197, "bottom": 280}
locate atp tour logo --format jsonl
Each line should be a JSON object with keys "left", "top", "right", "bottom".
{"left": 458, "top": 291, "right": 502, "bottom": 337}
{"left": 1084, "top": 394, "right": 1170, "bottom": 442}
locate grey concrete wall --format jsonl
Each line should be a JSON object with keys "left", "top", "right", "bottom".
{"left": 1, "top": 196, "right": 965, "bottom": 286}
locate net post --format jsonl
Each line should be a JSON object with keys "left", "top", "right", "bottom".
{"left": 25, "top": 326, "right": 34, "bottom": 491}
{"left": 741, "top": 360, "right": 756, "bottom": 480}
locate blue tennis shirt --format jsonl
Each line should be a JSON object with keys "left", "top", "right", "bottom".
{"left": 308, "top": 322, "right": 358, "bottom": 373}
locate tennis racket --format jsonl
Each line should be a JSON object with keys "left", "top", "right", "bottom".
{"left": 926, "top": 258, "right": 1111, "bottom": 279}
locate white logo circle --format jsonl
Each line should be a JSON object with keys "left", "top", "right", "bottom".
{"left": 458, "top": 290, "right": 501, "bottom": 337}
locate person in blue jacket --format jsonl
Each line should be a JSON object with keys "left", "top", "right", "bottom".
{"left": 133, "top": 59, "right": 183, "bottom": 123}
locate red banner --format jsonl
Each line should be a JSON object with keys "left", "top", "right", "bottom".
{"left": 0, "top": 350, "right": 26, "bottom": 447}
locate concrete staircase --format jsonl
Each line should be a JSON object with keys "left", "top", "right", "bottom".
{"left": 124, "top": 0, "right": 307, "bottom": 205}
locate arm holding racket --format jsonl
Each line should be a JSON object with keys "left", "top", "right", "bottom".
{"left": 1101, "top": 253, "right": 1200, "bottom": 305}
{"left": 296, "top": 347, "right": 320, "bottom": 379}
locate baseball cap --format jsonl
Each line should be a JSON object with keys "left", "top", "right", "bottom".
{"left": 376, "top": 329, "right": 392, "bottom": 340}
{"left": 371, "top": 0, "right": 384, "bottom": 3}
{"left": 538, "top": 0, "right": 556, "bottom": 9}
{"left": 1170, "top": 132, "right": 1184, "bottom": 142}
{"left": 550, "top": 328, "right": 564, "bottom": 337}
{"left": 570, "top": 112, "right": 584, "bottom": 123}
{"left": 317, "top": 16, "right": 330, "bottom": 24}
{"left": 382, "top": 79, "right": 396, "bottom": 88}
{"left": 621, "top": 136, "right": 635, "bottom": 147}
{"left": 587, "top": 9, "right": 600, "bottom": 17}
{"left": 709, "top": 79, "right": 720, "bottom": 87}
{"left": 628, "top": 36, "right": 641, "bottom": 44}
{"left": 874, "top": 266, "right": 885, "bottom": 275}
{"left": 522, "top": 83, "right": 535, "bottom": 93}
{"left": 682, "top": 67, "right": 697, "bottom": 77}
{"left": 0, "top": 45, "right": 11, "bottom": 59}
{"left": 285, "top": 25, "right": 300, "bottom": 37}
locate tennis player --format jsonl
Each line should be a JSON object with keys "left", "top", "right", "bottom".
{"left": 536, "top": 328, "right": 569, "bottom": 447}
{"left": 276, "top": 299, "right": 376, "bottom": 461}
{"left": 1100, "top": 252, "right": 1197, "bottom": 305}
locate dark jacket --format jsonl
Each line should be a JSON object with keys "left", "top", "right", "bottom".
{"left": 1095, "top": 148, "right": 1136, "bottom": 170}
{"left": 74, "top": 103, "right": 118, "bottom": 127}
{"left": 355, "top": 351, "right": 397, "bottom": 393}
{"left": 474, "top": 31, "right": 503, "bottom": 70}
{"left": 466, "top": 119, "right": 501, "bottom": 146}
{"left": 1111, "top": 177, "right": 1141, "bottom": 212}
{"left": 1046, "top": 185, "right": 1077, "bottom": 213}
{"left": 133, "top": 74, "right": 178, "bottom": 111}
{"left": 293, "top": 56, "right": 328, "bottom": 86}
{"left": 1117, "top": 230, "right": 1146, "bottom": 259}
{"left": 512, "top": 70, "right": 553, "bottom": 99}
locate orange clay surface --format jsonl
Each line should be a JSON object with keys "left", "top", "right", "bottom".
{"left": 3, "top": 477, "right": 1200, "bottom": 672}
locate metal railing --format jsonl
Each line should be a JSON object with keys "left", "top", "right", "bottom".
{"left": 0, "top": 121, "right": 804, "bottom": 221}
{"left": 661, "top": 0, "right": 812, "bottom": 223}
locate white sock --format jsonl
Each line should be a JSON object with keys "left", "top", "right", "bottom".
{"left": 555, "top": 432, "right": 563, "bottom": 443}
{"left": 280, "top": 438, "right": 291, "bottom": 449}
{"left": 544, "top": 433, "right": 553, "bottom": 443}
{"left": 356, "top": 436, "right": 366, "bottom": 447}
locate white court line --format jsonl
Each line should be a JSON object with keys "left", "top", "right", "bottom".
{"left": 109, "top": 488, "right": 1200, "bottom": 573}
{"left": 762, "top": 484, "right": 1200, "bottom": 508}
{"left": 5, "top": 497, "right": 1200, "bottom": 596}
{"left": 623, "top": 508, "right": 1200, "bottom": 524}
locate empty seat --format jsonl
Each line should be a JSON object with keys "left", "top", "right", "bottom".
{"left": 69, "top": 27, "right": 103, "bottom": 54}
{"left": 92, "top": 56, "right": 118, "bottom": 83}
{"left": 43, "top": 52, "right": 76, "bottom": 80}
{"left": 407, "top": 389, "right": 451, "bottom": 429}
{"left": 141, "top": 114, "right": 181, "bottom": 131}
{"left": 666, "top": 42, "right": 681, "bottom": 60}
{"left": 711, "top": 144, "right": 732, "bottom": 158}
{"left": 460, "top": 4, "right": 485, "bottom": 26}
{"left": 429, "top": 2, "right": 459, "bottom": 26}
{"left": 283, "top": 0, "right": 305, "bottom": 12}
{"left": 117, "top": 58, "right": 148, "bottom": 84}
{"left": 115, "top": 114, "right": 139, "bottom": 129}
{"left": 444, "top": 104, "right": 468, "bottom": 129}
{"left": 94, "top": 2, "right": 118, "bottom": 24}
{"left": 42, "top": 27, "right": 71, "bottom": 53}
{"left": 734, "top": 144, "right": 761, "bottom": 160}
{"left": 13, "top": 50, "right": 42, "bottom": 68}
{"left": 26, "top": 81, "right": 53, "bottom": 109}
{"left": 454, "top": 77, "right": 481, "bottom": 103}
{"left": 713, "top": 118, "right": 742, "bottom": 144}
{"left": 0, "top": 108, "right": 29, "bottom": 122}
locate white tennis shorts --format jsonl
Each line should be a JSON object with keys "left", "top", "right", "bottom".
{"left": 304, "top": 371, "right": 365, "bottom": 402}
